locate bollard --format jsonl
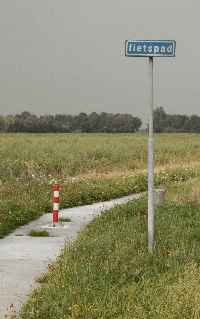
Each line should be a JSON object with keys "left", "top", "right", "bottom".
{"left": 155, "top": 188, "right": 166, "bottom": 207}
{"left": 52, "top": 183, "right": 60, "bottom": 226}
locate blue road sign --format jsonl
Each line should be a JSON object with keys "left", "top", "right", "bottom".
{"left": 125, "top": 40, "right": 176, "bottom": 57}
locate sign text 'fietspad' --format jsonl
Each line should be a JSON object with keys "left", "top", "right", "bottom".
{"left": 125, "top": 40, "right": 176, "bottom": 57}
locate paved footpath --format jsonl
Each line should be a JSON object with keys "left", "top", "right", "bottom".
{"left": 0, "top": 193, "right": 142, "bottom": 318}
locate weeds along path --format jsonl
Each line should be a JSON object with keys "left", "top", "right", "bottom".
{"left": 0, "top": 164, "right": 198, "bottom": 239}
{"left": 1, "top": 132, "right": 200, "bottom": 238}
{"left": 0, "top": 193, "right": 142, "bottom": 318}
{"left": 19, "top": 189, "right": 200, "bottom": 319}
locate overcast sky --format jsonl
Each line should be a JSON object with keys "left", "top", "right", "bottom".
{"left": 0, "top": 1, "right": 199, "bottom": 122}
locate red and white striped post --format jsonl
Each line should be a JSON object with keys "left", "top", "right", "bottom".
{"left": 52, "top": 183, "right": 60, "bottom": 226}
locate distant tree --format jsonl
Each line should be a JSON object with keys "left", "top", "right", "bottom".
{"left": 132, "top": 116, "right": 142, "bottom": 132}
{"left": 7, "top": 112, "right": 39, "bottom": 132}
{"left": 38, "top": 115, "right": 55, "bottom": 132}
{"left": 0, "top": 111, "right": 142, "bottom": 133}
{"left": 0, "top": 116, "right": 5, "bottom": 131}
{"left": 112, "top": 114, "right": 141, "bottom": 132}
{"left": 98, "top": 112, "right": 109, "bottom": 132}
{"left": 88, "top": 112, "right": 99, "bottom": 132}
{"left": 153, "top": 107, "right": 168, "bottom": 132}
{"left": 53, "top": 114, "right": 72, "bottom": 132}
{"left": 4, "top": 115, "right": 15, "bottom": 132}
{"left": 2, "top": 108, "right": 200, "bottom": 133}
{"left": 153, "top": 107, "right": 200, "bottom": 133}
{"left": 188, "top": 115, "right": 200, "bottom": 132}
{"left": 76, "top": 112, "right": 89, "bottom": 132}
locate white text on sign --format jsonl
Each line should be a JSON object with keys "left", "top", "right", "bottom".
{"left": 125, "top": 40, "right": 176, "bottom": 57}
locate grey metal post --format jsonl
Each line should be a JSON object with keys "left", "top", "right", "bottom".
{"left": 148, "top": 56, "right": 155, "bottom": 252}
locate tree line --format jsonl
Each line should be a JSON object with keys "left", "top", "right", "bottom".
{"left": 1, "top": 108, "right": 200, "bottom": 133}
{"left": 0, "top": 111, "right": 142, "bottom": 133}
{"left": 154, "top": 107, "right": 200, "bottom": 133}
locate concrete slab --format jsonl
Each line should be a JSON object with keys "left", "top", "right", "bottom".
{"left": 0, "top": 193, "right": 143, "bottom": 318}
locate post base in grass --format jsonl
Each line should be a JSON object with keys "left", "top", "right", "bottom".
{"left": 41, "top": 223, "right": 70, "bottom": 229}
{"left": 155, "top": 188, "right": 166, "bottom": 206}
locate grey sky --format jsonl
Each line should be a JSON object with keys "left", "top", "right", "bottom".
{"left": 0, "top": 0, "right": 199, "bottom": 122}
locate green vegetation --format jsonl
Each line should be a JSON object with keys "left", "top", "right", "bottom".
{"left": 1, "top": 108, "right": 200, "bottom": 133}
{"left": 0, "top": 111, "right": 142, "bottom": 133}
{"left": 0, "top": 132, "right": 200, "bottom": 318}
{"left": 28, "top": 229, "right": 49, "bottom": 237}
{"left": 1, "top": 133, "right": 200, "bottom": 237}
{"left": 154, "top": 106, "right": 200, "bottom": 133}
{"left": 20, "top": 186, "right": 200, "bottom": 318}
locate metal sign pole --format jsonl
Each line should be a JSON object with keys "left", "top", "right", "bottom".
{"left": 148, "top": 56, "right": 155, "bottom": 252}
{"left": 125, "top": 39, "right": 176, "bottom": 252}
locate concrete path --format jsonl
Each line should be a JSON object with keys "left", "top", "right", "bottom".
{"left": 0, "top": 193, "right": 143, "bottom": 318}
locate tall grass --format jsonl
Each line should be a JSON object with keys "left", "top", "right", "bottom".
{"left": 1, "top": 133, "right": 200, "bottom": 318}
{"left": 1, "top": 133, "right": 200, "bottom": 179}
{"left": 0, "top": 133, "right": 200, "bottom": 237}
{"left": 20, "top": 197, "right": 200, "bottom": 319}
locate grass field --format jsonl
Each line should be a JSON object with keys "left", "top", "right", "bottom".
{"left": 1, "top": 133, "right": 200, "bottom": 178}
{"left": 1, "top": 132, "right": 200, "bottom": 318}
{"left": 1, "top": 133, "right": 200, "bottom": 237}
{"left": 20, "top": 179, "right": 200, "bottom": 319}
